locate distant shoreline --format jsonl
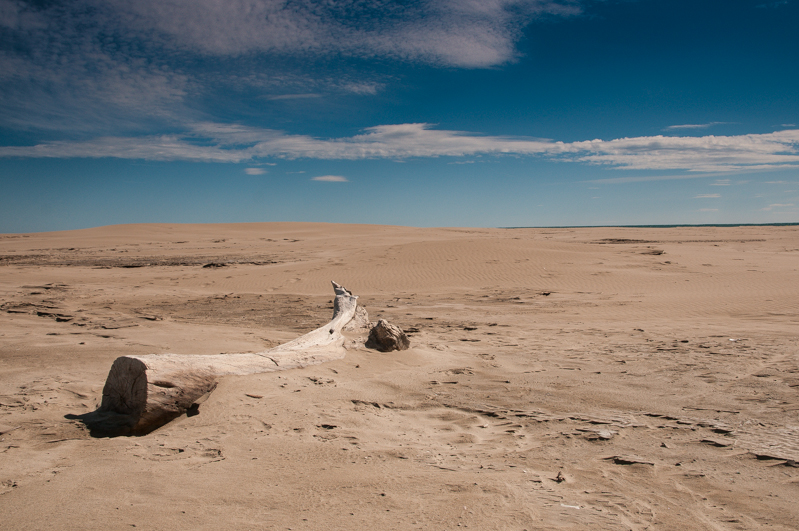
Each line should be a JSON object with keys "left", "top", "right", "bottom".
{"left": 2, "top": 221, "right": 798, "bottom": 236}
{"left": 503, "top": 223, "right": 799, "bottom": 229}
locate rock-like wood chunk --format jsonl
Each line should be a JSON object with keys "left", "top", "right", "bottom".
{"left": 366, "top": 319, "right": 410, "bottom": 352}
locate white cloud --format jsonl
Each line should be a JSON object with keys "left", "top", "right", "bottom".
{"left": 105, "top": 0, "right": 582, "bottom": 68}
{"left": 264, "top": 94, "right": 322, "bottom": 101}
{"left": 249, "top": 123, "right": 555, "bottom": 159}
{"left": 244, "top": 167, "right": 267, "bottom": 175}
{"left": 312, "top": 175, "right": 348, "bottom": 182}
{"left": 340, "top": 82, "right": 383, "bottom": 95}
{"left": 584, "top": 174, "right": 712, "bottom": 184}
{"left": 709, "top": 179, "right": 731, "bottom": 186}
{"left": 3, "top": 124, "right": 799, "bottom": 174}
{"left": 0, "top": 134, "right": 251, "bottom": 162}
{"left": 567, "top": 129, "right": 799, "bottom": 172}
{"left": 664, "top": 122, "right": 731, "bottom": 131}
{"left": 694, "top": 194, "right": 721, "bottom": 198}
{"left": 761, "top": 203, "right": 795, "bottom": 210}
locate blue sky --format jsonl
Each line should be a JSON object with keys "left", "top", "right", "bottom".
{"left": 1, "top": 0, "right": 797, "bottom": 232}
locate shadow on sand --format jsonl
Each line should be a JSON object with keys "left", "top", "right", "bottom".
{"left": 65, "top": 410, "right": 138, "bottom": 437}
{"left": 65, "top": 403, "right": 199, "bottom": 437}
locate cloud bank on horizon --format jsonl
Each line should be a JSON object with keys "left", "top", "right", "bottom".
{"left": 2, "top": 123, "right": 799, "bottom": 174}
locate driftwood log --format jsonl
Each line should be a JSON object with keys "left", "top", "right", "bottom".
{"left": 99, "top": 281, "right": 363, "bottom": 435}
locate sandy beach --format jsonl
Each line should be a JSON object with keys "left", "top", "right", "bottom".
{"left": 0, "top": 222, "right": 797, "bottom": 530}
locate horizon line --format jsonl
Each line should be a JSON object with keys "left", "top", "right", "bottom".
{"left": 502, "top": 223, "right": 799, "bottom": 229}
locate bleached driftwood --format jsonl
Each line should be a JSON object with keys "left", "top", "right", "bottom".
{"left": 99, "top": 281, "right": 362, "bottom": 434}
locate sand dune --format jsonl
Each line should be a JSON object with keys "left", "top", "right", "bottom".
{"left": 1, "top": 223, "right": 798, "bottom": 530}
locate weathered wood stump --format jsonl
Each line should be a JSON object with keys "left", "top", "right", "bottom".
{"left": 99, "top": 281, "right": 362, "bottom": 435}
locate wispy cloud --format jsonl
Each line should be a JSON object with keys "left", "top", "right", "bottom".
{"left": 0, "top": 0, "right": 584, "bottom": 139}
{"left": 264, "top": 94, "right": 322, "bottom": 101}
{"left": 3, "top": 124, "right": 799, "bottom": 173}
{"left": 106, "top": 0, "right": 581, "bottom": 68}
{"left": 567, "top": 129, "right": 799, "bottom": 172}
{"left": 312, "top": 175, "right": 348, "bottom": 182}
{"left": 584, "top": 174, "right": 712, "bottom": 184}
{"left": 341, "top": 82, "right": 383, "bottom": 95}
{"left": 761, "top": 203, "right": 794, "bottom": 210}
{"left": 756, "top": 1, "right": 789, "bottom": 8}
{"left": 0, "top": 1, "right": 192, "bottom": 135}
{"left": 664, "top": 122, "right": 732, "bottom": 131}
{"left": 709, "top": 179, "right": 731, "bottom": 186}
{"left": 694, "top": 194, "right": 721, "bottom": 198}
{"left": 244, "top": 167, "right": 268, "bottom": 175}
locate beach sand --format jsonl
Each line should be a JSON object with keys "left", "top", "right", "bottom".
{"left": 1, "top": 223, "right": 797, "bottom": 530}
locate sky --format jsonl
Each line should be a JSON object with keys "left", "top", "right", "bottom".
{"left": 1, "top": 0, "right": 798, "bottom": 232}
